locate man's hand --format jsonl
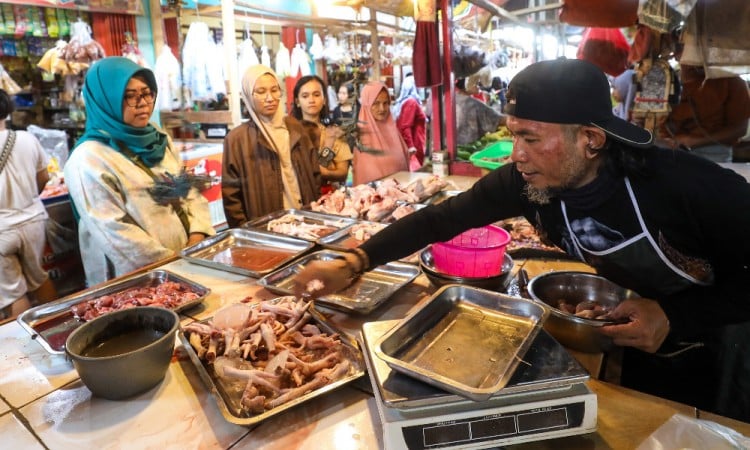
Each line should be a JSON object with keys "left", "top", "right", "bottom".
{"left": 597, "top": 298, "right": 670, "bottom": 353}
{"left": 292, "top": 254, "right": 358, "bottom": 299}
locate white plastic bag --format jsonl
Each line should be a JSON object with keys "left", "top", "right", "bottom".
{"left": 637, "top": 413, "right": 750, "bottom": 450}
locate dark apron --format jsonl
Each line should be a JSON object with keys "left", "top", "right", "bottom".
{"left": 561, "top": 178, "right": 749, "bottom": 421}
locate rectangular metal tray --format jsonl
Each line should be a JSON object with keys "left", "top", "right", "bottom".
{"left": 258, "top": 250, "right": 420, "bottom": 314}
{"left": 374, "top": 285, "right": 548, "bottom": 401}
{"left": 17, "top": 270, "right": 210, "bottom": 355}
{"left": 178, "top": 299, "right": 365, "bottom": 426}
{"left": 180, "top": 228, "right": 314, "bottom": 277}
{"left": 244, "top": 209, "right": 356, "bottom": 243}
{"left": 317, "top": 220, "right": 388, "bottom": 250}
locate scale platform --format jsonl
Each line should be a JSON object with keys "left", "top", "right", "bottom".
{"left": 363, "top": 320, "right": 598, "bottom": 449}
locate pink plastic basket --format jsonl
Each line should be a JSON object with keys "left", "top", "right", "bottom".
{"left": 432, "top": 225, "right": 511, "bottom": 277}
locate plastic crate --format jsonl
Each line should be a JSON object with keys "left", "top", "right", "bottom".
{"left": 469, "top": 140, "right": 513, "bottom": 171}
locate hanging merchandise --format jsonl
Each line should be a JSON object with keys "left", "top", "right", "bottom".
{"left": 259, "top": 22, "right": 270, "bottom": 67}
{"left": 275, "top": 41, "right": 290, "bottom": 78}
{"left": 631, "top": 57, "right": 675, "bottom": 134}
{"left": 122, "top": 31, "right": 148, "bottom": 68}
{"left": 182, "top": 21, "right": 225, "bottom": 102}
{"left": 290, "top": 41, "right": 311, "bottom": 78}
{"left": 2, "top": 4, "right": 15, "bottom": 37}
{"left": 237, "top": 36, "right": 259, "bottom": 81}
{"left": 679, "top": 0, "right": 750, "bottom": 76}
{"left": 154, "top": 45, "right": 181, "bottom": 110}
{"left": 57, "top": 17, "right": 106, "bottom": 74}
{"left": 413, "top": 0, "right": 441, "bottom": 87}
{"left": 637, "top": 0, "right": 696, "bottom": 34}
{"left": 0, "top": 62, "right": 22, "bottom": 95}
{"left": 452, "top": 41, "right": 487, "bottom": 79}
{"left": 45, "top": 8, "right": 58, "bottom": 38}
{"left": 309, "top": 33, "right": 324, "bottom": 60}
{"left": 206, "top": 32, "right": 227, "bottom": 99}
{"left": 36, "top": 40, "right": 69, "bottom": 75}
{"left": 576, "top": 27, "right": 630, "bottom": 77}
{"left": 322, "top": 35, "right": 346, "bottom": 65}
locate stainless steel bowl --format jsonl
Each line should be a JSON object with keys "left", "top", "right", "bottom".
{"left": 420, "top": 246, "right": 514, "bottom": 291}
{"left": 65, "top": 306, "right": 179, "bottom": 400}
{"left": 527, "top": 271, "right": 639, "bottom": 353}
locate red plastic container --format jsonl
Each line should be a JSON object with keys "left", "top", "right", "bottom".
{"left": 432, "top": 225, "right": 511, "bottom": 277}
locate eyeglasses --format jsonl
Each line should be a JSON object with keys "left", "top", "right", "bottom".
{"left": 124, "top": 91, "right": 156, "bottom": 107}
{"left": 253, "top": 87, "right": 283, "bottom": 100}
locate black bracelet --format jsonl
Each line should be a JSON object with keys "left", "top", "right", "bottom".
{"left": 344, "top": 247, "right": 370, "bottom": 275}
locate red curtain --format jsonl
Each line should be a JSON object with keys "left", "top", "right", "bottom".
{"left": 164, "top": 18, "right": 180, "bottom": 58}
{"left": 91, "top": 13, "right": 136, "bottom": 58}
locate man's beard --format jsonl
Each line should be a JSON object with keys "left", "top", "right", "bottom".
{"left": 524, "top": 185, "right": 552, "bottom": 204}
{"left": 523, "top": 140, "right": 592, "bottom": 205}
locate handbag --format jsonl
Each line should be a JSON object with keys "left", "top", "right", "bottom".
{"left": 0, "top": 130, "right": 16, "bottom": 175}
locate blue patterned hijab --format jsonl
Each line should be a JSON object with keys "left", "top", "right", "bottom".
{"left": 76, "top": 57, "right": 167, "bottom": 167}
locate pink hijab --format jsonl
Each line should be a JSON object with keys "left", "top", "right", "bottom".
{"left": 353, "top": 82, "right": 409, "bottom": 185}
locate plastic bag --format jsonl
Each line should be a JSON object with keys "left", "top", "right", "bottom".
{"left": 576, "top": 27, "right": 630, "bottom": 77}
{"left": 27, "top": 124, "right": 69, "bottom": 170}
{"left": 636, "top": 413, "right": 750, "bottom": 450}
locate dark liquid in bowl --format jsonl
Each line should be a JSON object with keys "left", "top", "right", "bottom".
{"left": 82, "top": 329, "right": 165, "bottom": 357}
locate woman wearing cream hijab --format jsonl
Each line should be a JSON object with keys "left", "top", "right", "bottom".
{"left": 222, "top": 65, "right": 321, "bottom": 227}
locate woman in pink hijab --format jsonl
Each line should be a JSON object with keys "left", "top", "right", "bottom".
{"left": 353, "top": 82, "right": 409, "bottom": 185}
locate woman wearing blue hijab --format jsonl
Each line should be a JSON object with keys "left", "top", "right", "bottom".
{"left": 64, "top": 57, "right": 214, "bottom": 286}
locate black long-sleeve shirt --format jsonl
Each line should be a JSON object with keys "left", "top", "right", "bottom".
{"left": 361, "top": 147, "right": 750, "bottom": 342}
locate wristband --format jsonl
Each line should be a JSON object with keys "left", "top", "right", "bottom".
{"left": 344, "top": 247, "right": 370, "bottom": 275}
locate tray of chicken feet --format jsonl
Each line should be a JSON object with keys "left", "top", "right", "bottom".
{"left": 309, "top": 176, "right": 447, "bottom": 222}
{"left": 258, "top": 250, "right": 420, "bottom": 314}
{"left": 17, "top": 270, "right": 209, "bottom": 355}
{"left": 244, "top": 209, "right": 356, "bottom": 243}
{"left": 178, "top": 297, "right": 364, "bottom": 426}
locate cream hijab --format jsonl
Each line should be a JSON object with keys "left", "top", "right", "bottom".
{"left": 240, "top": 65, "right": 302, "bottom": 208}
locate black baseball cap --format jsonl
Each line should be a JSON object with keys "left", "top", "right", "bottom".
{"left": 504, "top": 58, "right": 653, "bottom": 148}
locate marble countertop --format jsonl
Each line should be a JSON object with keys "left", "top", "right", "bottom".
{"left": 4, "top": 257, "right": 749, "bottom": 449}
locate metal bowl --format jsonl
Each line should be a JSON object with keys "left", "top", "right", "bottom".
{"left": 419, "top": 246, "right": 514, "bottom": 291}
{"left": 65, "top": 306, "right": 179, "bottom": 400}
{"left": 527, "top": 271, "right": 639, "bottom": 353}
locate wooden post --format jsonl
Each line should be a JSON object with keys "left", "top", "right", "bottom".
{"left": 221, "top": 0, "right": 241, "bottom": 127}
{"left": 149, "top": 0, "right": 164, "bottom": 59}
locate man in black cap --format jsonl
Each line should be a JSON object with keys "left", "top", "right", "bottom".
{"left": 294, "top": 58, "right": 750, "bottom": 422}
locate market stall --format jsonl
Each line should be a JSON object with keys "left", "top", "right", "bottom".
{"left": 4, "top": 169, "right": 750, "bottom": 449}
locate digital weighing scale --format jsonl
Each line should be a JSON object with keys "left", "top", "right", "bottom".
{"left": 362, "top": 320, "right": 598, "bottom": 449}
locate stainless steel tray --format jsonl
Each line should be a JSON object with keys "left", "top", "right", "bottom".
{"left": 181, "top": 228, "right": 314, "bottom": 277}
{"left": 17, "top": 270, "right": 210, "bottom": 355}
{"left": 374, "top": 285, "right": 548, "bottom": 401}
{"left": 317, "top": 220, "right": 387, "bottom": 250}
{"left": 421, "top": 190, "right": 463, "bottom": 205}
{"left": 244, "top": 209, "right": 356, "bottom": 243}
{"left": 258, "top": 250, "right": 420, "bottom": 314}
{"left": 178, "top": 297, "right": 365, "bottom": 426}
